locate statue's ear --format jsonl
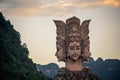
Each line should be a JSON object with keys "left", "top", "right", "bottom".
{"left": 80, "top": 19, "right": 91, "bottom": 40}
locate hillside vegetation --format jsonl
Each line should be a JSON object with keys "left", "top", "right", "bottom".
{"left": 0, "top": 12, "right": 50, "bottom": 80}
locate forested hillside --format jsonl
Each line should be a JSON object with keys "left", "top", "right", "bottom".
{"left": 0, "top": 12, "right": 50, "bottom": 80}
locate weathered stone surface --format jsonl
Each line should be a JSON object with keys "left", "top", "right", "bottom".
{"left": 54, "top": 20, "right": 66, "bottom": 62}
{"left": 54, "top": 68, "right": 100, "bottom": 80}
{"left": 80, "top": 20, "right": 91, "bottom": 61}
{"left": 54, "top": 16, "right": 91, "bottom": 62}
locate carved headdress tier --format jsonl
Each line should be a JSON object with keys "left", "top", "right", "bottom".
{"left": 54, "top": 20, "right": 66, "bottom": 62}
{"left": 54, "top": 16, "right": 91, "bottom": 62}
{"left": 66, "top": 16, "right": 80, "bottom": 26}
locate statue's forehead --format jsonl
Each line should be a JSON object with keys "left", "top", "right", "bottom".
{"left": 69, "top": 41, "right": 80, "bottom": 46}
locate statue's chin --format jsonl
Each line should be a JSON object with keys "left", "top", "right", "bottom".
{"left": 69, "top": 56, "right": 80, "bottom": 61}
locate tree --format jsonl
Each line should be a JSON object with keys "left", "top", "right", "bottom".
{"left": 0, "top": 12, "right": 50, "bottom": 80}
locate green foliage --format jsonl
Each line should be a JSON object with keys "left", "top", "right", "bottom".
{"left": 0, "top": 12, "right": 50, "bottom": 80}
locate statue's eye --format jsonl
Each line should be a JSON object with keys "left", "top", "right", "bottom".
{"left": 69, "top": 46, "right": 74, "bottom": 50}
{"left": 76, "top": 46, "right": 80, "bottom": 50}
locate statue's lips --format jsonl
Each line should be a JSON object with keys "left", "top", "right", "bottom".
{"left": 71, "top": 54, "right": 79, "bottom": 59}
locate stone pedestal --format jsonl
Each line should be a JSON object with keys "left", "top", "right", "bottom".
{"left": 54, "top": 67, "right": 100, "bottom": 80}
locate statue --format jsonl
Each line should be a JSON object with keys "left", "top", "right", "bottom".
{"left": 54, "top": 16, "right": 100, "bottom": 80}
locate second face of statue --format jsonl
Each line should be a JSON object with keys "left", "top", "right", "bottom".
{"left": 55, "top": 44, "right": 65, "bottom": 61}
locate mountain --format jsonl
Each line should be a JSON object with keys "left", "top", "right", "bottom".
{"left": 37, "top": 57, "right": 120, "bottom": 80}
{"left": 83, "top": 57, "right": 120, "bottom": 80}
{"left": 0, "top": 12, "right": 50, "bottom": 80}
{"left": 36, "top": 63, "right": 59, "bottom": 79}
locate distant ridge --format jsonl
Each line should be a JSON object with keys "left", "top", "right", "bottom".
{"left": 36, "top": 63, "right": 59, "bottom": 79}
{"left": 37, "top": 57, "right": 120, "bottom": 80}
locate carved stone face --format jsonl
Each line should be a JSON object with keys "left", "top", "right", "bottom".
{"left": 55, "top": 44, "right": 65, "bottom": 61}
{"left": 83, "top": 44, "right": 91, "bottom": 61}
{"left": 67, "top": 41, "right": 81, "bottom": 61}
{"left": 81, "top": 39, "right": 91, "bottom": 61}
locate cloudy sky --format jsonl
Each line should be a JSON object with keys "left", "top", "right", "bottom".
{"left": 0, "top": 0, "right": 120, "bottom": 67}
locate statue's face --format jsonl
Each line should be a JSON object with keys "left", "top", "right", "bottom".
{"left": 55, "top": 44, "right": 64, "bottom": 61}
{"left": 83, "top": 44, "right": 91, "bottom": 61}
{"left": 67, "top": 41, "right": 81, "bottom": 61}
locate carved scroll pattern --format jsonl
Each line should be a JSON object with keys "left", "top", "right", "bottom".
{"left": 54, "top": 20, "right": 66, "bottom": 62}
{"left": 81, "top": 20, "right": 91, "bottom": 61}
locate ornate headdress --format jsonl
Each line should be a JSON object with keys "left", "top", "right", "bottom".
{"left": 54, "top": 16, "right": 91, "bottom": 62}
{"left": 54, "top": 20, "right": 66, "bottom": 61}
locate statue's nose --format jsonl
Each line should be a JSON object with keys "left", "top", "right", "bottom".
{"left": 74, "top": 49, "right": 77, "bottom": 53}
{"left": 74, "top": 52, "right": 77, "bottom": 56}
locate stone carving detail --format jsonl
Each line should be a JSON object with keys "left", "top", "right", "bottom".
{"left": 54, "top": 20, "right": 66, "bottom": 62}
{"left": 54, "top": 16, "right": 91, "bottom": 62}
{"left": 54, "top": 67, "right": 100, "bottom": 80}
{"left": 80, "top": 20, "right": 91, "bottom": 61}
{"left": 54, "top": 16, "right": 100, "bottom": 80}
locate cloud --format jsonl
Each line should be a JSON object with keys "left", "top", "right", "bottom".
{"left": 103, "top": 0, "right": 120, "bottom": 6}
{"left": 0, "top": 0, "right": 120, "bottom": 16}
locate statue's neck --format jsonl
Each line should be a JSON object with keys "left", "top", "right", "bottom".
{"left": 65, "top": 59, "right": 83, "bottom": 71}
